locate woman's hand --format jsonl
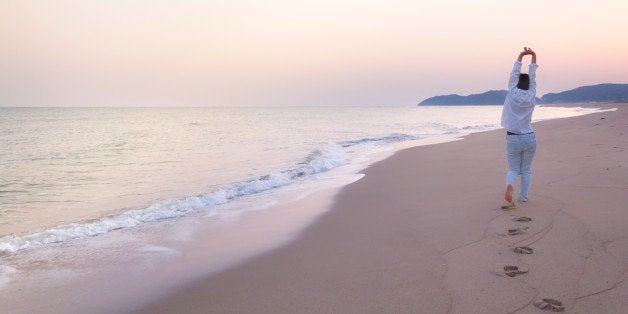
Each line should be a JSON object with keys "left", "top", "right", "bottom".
{"left": 517, "top": 47, "right": 536, "bottom": 62}
{"left": 523, "top": 47, "right": 535, "bottom": 55}
{"left": 526, "top": 47, "right": 537, "bottom": 64}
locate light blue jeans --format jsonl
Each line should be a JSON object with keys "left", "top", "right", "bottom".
{"left": 506, "top": 133, "right": 536, "bottom": 201}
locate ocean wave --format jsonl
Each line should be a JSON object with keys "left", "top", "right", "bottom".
{"left": 0, "top": 143, "right": 351, "bottom": 254}
{"left": 0, "top": 131, "right": 467, "bottom": 255}
{"left": 461, "top": 123, "right": 502, "bottom": 132}
{"left": 339, "top": 133, "right": 422, "bottom": 148}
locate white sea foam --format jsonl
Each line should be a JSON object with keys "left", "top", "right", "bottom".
{"left": 339, "top": 133, "right": 422, "bottom": 148}
{"left": 461, "top": 123, "right": 502, "bottom": 132}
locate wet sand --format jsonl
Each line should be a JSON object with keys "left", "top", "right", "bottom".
{"left": 137, "top": 105, "right": 627, "bottom": 313}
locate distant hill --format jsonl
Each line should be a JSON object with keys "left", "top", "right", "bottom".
{"left": 539, "top": 83, "right": 628, "bottom": 104}
{"left": 418, "top": 83, "right": 628, "bottom": 106}
{"left": 419, "top": 90, "right": 508, "bottom": 106}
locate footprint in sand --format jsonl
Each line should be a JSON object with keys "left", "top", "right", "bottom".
{"left": 503, "top": 265, "right": 528, "bottom": 277}
{"left": 534, "top": 298, "right": 565, "bottom": 312}
{"left": 493, "top": 264, "right": 529, "bottom": 277}
{"left": 513, "top": 246, "right": 534, "bottom": 254}
{"left": 496, "top": 226, "right": 529, "bottom": 236}
{"left": 508, "top": 227, "right": 528, "bottom": 235}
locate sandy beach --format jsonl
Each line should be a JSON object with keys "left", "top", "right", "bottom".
{"left": 136, "top": 105, "right": 627, "bottom": 313}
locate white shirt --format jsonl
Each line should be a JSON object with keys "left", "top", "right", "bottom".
{"left": 501, "top": 61, "right": 539, "bottom": 134}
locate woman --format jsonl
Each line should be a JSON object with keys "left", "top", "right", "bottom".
{"left": 501, "top": 47, "right": 538, "bottom": 204}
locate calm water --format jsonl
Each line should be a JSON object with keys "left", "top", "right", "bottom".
{"left": 0, "top": 106, "right": 596, "bottom": 253}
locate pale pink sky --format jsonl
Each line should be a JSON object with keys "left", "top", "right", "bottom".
{"left": 1, "top": 0, "right": 627, "bottom": 106}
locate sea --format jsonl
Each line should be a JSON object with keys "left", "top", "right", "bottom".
{"left": 0, "top": 105, "right": 604, "bottom": 312}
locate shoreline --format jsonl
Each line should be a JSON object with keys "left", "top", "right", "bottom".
{"left": 0, "top": 106, "right": 593, "bottom": 244}
{"left": 137, "top": 105, "right": 627, "bottom": 313}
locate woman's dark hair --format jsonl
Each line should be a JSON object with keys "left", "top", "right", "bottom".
{"left": 517, "top": 74, "right": 530, "bottom": 90}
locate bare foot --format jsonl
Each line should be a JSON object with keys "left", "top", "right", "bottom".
{"left": 505, "top": 184, "right": 514, "bottom": 203}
